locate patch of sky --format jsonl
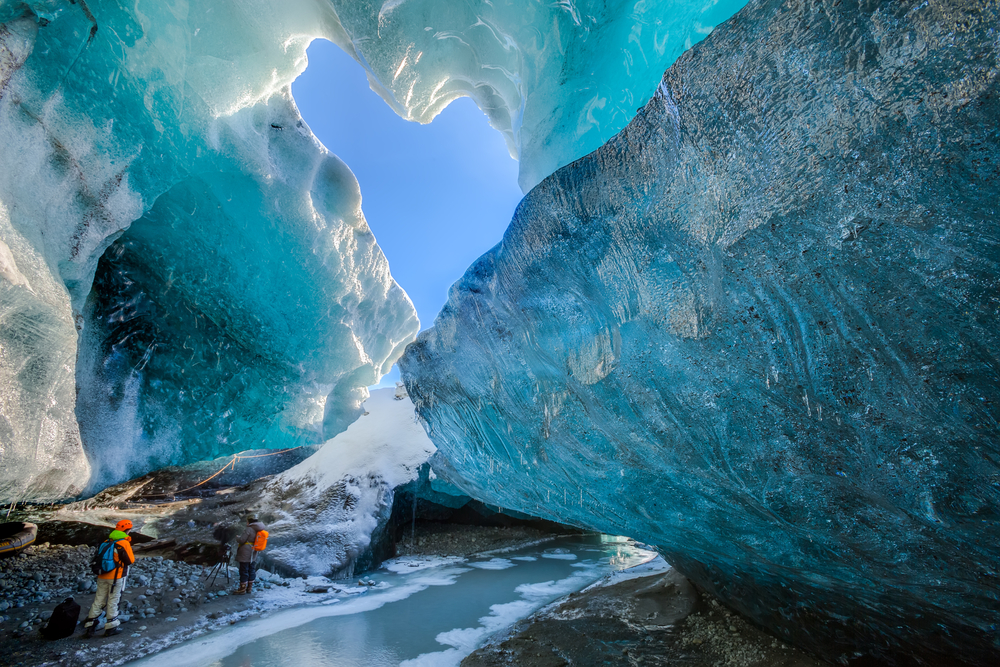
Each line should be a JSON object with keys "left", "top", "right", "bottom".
{"left": 292, "top": 39, "right": 523, "bottom": 333}
{"left": 293, "top": 40, "right": 524, "bottom": 390}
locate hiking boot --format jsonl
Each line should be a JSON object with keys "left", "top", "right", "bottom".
{"left": 104, "top": 626, "right": 122, "bottom": 637}
{"left": 245, "top": 582, "right": 254, "bottom": 595}
{"left": 235, "top": 583, "right": 247, "bottom": 595}
{"left": 84, "top": 623, "right": 97, "bottom": 638}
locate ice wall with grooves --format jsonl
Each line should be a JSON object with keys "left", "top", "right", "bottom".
{"left": 401, "top": 0, "right": 1000, "bottom": 662}
{"left": 325, "top": 0, "right": 749, "bottom": 192}
{"left": 0, "top": 0, "right": 419, "bottom": 502}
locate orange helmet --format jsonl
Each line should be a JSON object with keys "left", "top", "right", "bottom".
{"left": 116, "top": 519, "right": 133, "bottom": 531}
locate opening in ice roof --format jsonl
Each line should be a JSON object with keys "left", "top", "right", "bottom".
{"left": 292, "top": 40, "right": 523, "bottom": 340}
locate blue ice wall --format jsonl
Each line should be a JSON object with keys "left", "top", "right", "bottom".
{"left": 401, "top": 0, "right": 1000, "bottom": 662}
{"left": 0, "top": 1, "right": 420, "bottom": 500}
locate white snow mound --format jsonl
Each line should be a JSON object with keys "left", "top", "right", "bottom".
{"left": 256, "top": 388, "right": 435, "bottom": 577}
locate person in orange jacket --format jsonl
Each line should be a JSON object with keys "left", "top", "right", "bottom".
{"left": 83, "top": 519, "right": 136, "bottom": 637}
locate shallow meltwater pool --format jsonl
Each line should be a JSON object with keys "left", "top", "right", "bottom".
{"left": 130, "top": 535, "right": 657, "bottom": 667}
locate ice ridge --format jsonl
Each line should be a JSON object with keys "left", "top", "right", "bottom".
{"left": 400, "top": 0, "right": 1000, "bottom": 662}
{"left": 323, "top": 0, "right": 750, "bottom": 191}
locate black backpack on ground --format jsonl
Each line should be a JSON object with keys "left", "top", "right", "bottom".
{"left": 41, "top": 597, "right": 81, "bottom": 640}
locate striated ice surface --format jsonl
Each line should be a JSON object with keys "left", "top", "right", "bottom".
{"left": 401, "top": 0, "right": 1000, "bottom": 662}
{"left": 0, "top": 198, "right": 90, "bottom": 498}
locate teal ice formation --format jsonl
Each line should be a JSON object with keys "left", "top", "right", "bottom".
{"left": 400, "top": 0, "right": 1000, "bottom": 663}
{"left": 0, "top": 0, "right": 736, "bottom": 500}
{"left": 1, "top": 0, "right": 997, "bottom": 663}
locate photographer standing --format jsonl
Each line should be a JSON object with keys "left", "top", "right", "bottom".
{"left": 235, "top": 516, "right": 266, "bottom": 595}
{"left": 83, "top": 519, "right": 136, "bottom": 637}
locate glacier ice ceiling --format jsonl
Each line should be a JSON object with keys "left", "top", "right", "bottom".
{"left": 401, "top": 0, "right": 1000, "bottom": 663}
{"left": 326, "top": 0, "right": 749, "bottom": 192}
{"left": 0, "top": 0, "right": 745, "bottom": 501}
{"left": 0, "top": 1, "right": 419, "bottom": 501}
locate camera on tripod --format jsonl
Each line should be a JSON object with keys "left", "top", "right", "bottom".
{"left": 203, "top": 525, "right": 236, "bottom": 589}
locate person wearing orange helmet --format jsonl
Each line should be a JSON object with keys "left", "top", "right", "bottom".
{"left": 83, "top": 519, "right": 136, "bottom": 637}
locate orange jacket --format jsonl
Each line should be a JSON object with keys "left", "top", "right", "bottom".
{"left": 97, "top": 530, "right": 135, "bottom": 580}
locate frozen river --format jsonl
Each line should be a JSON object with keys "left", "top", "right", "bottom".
{"left": 130, "top": 535, "right": 658, "bottom": 667}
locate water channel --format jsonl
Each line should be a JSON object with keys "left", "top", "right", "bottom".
{"left": 130, "top": 535, "right": 658, "bottom": 667}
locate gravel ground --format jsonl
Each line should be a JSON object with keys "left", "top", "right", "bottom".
{"left": 0, "top": 542, "right": 298, "bottom": 667}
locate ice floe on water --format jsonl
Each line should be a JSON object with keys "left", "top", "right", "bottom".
{"left": 467, "top": 558, "right": 516, "bottom": 570}
{"left": 510, "top": 556, "right": 537, "bottom": 562}
{"left": 541, "top": 548, "right": 577, "bottom": 560}
{"left": 586, "top": 555, "right": 672, "bottom": 590}
{"left": 381, "top": 555, "right": 468, "bottom": 574}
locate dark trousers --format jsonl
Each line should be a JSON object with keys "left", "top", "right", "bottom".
{"left": 238, "top": 560, "right": 257, "bottom": 584}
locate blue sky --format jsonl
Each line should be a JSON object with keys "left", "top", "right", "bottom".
{"left": 292, "top": 39, "right": 523, "bottom": 334}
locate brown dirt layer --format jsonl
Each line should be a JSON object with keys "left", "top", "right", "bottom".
{"left": 394, "top": 522, "right": 562, "bottom": 557}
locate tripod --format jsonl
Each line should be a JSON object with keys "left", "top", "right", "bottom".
{"left": 203, "top": 543, "right": 232, "bottom": 589}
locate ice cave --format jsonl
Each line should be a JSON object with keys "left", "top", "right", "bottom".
{"left": 0, "top": 0, "right": 997, "bottom": 665}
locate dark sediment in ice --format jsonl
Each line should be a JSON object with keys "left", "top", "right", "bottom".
{"left": 401, "top": 0, "right": 1000, "bottom": 663}
{"left": 389, "top": 463, "right": 578, "bottom": 533}
{"left": 16, "top": 455, "right": 573, "bottom": 583}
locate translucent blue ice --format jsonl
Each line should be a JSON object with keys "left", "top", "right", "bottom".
{"left": 0, "top": 1, "right": 419, "bottom": 500}
{"left": 401, "top": 0, "right": 1000, "bottom": 662}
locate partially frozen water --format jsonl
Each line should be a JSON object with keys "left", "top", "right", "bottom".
{"left": 131, "top": 536, "right": 656, "bottom": 667}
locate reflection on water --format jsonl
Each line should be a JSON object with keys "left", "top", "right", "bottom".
{"left": 131, "top": 535, "right": 655, "bottom": 667}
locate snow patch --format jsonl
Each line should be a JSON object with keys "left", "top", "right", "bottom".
{"left": 254, "top": 389, "right": 436, "bottom": 576}
{"left": 467, "top": 558, "right": 515, "bottom": 570}
{"left": 381, "top": 556, "right": 468, "bottom": 574}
